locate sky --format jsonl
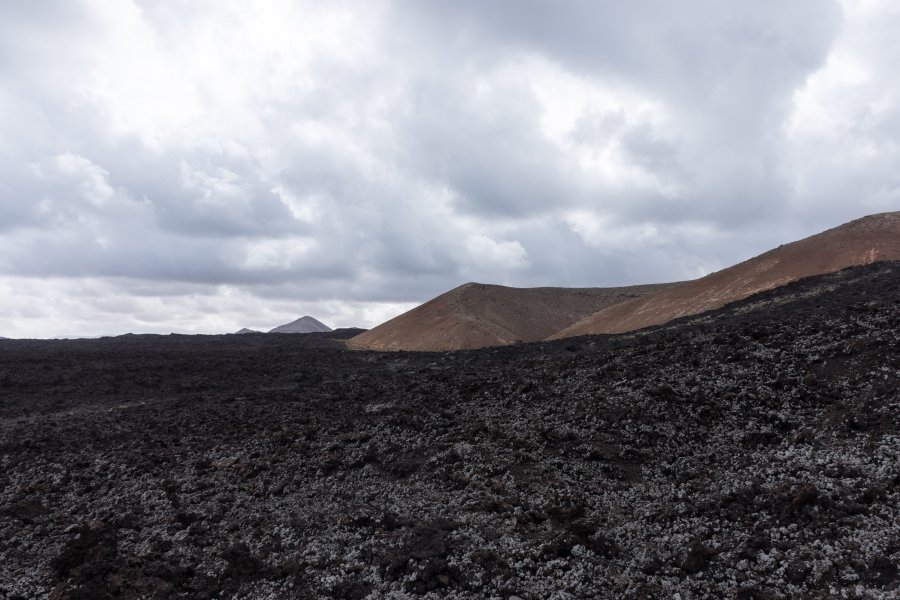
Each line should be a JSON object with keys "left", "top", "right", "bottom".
{"left": 1, "top": 0, "right": 899, "bottom": 338}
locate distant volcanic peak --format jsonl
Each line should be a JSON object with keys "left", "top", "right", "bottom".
{"left": 234, "top": 328, "right": 260, "bottom": 334}
{"left": 349, "top": 281, "right": 677, "bottom": 352}
{"left": 268, "top": 316, "right": 333, "bottom": 334}
{"left": 551, "top": 211, "right": 900, "bottom": 339}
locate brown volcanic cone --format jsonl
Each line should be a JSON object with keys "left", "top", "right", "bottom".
{"left": 349, "top": 282, "right": 676, "bottom": 351}
{"left": 551, "top": 212, "right": 900, "bottom": 339}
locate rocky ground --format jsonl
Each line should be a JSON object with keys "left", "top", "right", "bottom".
{"left": 1, "top": 262, "right": 898, "bottom": 599}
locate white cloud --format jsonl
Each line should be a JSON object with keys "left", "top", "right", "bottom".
{"left": 235, "top": 238, "right": 317, "bottom": 272}
{"left": 463, "top": 235, "right": 529, "bottom": 272}
{"left": 51, "top": 153, "right": 115, "bottom": 206}
{"left": 565, "top": 212, "right": 661, "bottom": 251}
{"left": 782, "top": 0, "right": 900, "bottom": 227}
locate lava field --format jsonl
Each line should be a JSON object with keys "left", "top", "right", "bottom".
{"left": 1, "top": 262, "right": 899, "bottom": 599}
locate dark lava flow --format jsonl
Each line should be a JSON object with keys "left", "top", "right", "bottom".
{"left": 1, "top": 262, "right": 898, "bottom": 599}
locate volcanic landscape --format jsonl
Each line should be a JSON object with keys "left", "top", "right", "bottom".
{"left": 1, "top": 257, "right": 899, "bottom": 598}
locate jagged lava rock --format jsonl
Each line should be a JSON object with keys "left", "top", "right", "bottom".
{"left": 0, "top": 263, "right": 898, "bottom": 598}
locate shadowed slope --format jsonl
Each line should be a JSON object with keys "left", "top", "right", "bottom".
{"left": 349, "top": 282, "right": 676, "bottom": 351}
{"left": 551, "top": 212, "right": 900, "bottom": 338}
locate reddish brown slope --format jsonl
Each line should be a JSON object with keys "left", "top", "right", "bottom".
{"left": 551, "top": 212, "right": 900, "bottom": 339}
{"left": 349, "top": 282, "right": 676, "bottom": 351}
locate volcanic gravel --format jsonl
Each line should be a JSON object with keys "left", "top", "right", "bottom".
{"left": 1, "top": 263, "right": 899, "bottom": 599}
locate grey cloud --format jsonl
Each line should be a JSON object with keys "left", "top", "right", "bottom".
{"left": 618, "top": 124, "right": 682, "bottom": 179}
{"left": 393, "top": 0, "right": 842, "bottom": 228}
{"left": 2, "top": 0, "right": 897, "bottom": 338}
{"left": 390, "top": 77, "right": 592, "bottom": 218}
{"left": 0, "top": 1, "right": 96, "bottom": 75}
{"left": 394, "top": 1, "right": 841, "bottom": 102}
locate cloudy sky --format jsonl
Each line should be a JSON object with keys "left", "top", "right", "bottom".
{"left": 1, "top": 0, "right": 898, "bottom": 337}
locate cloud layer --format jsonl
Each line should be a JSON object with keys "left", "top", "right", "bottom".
{"left": 1, "top": 0, "right": 898, "bottom": 337}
